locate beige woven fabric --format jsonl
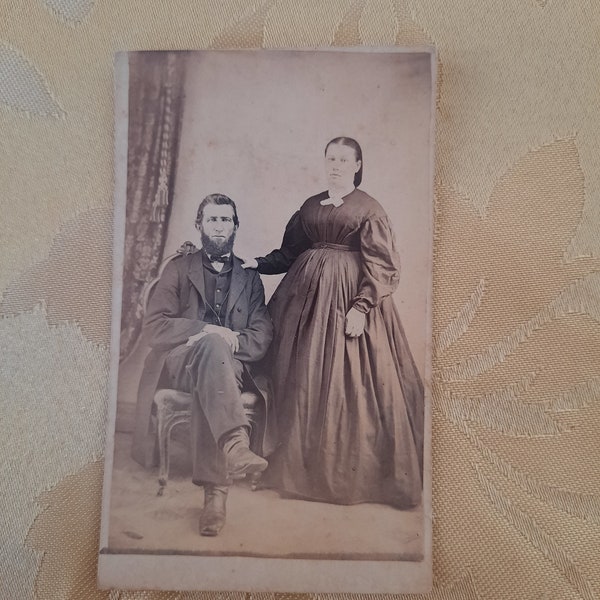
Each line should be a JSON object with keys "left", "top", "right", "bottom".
{"left": 1, "top": 1, "right": 599, "bottom": 598}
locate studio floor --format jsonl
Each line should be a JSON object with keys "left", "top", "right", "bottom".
{"left": 106, "top": 432, "right": 424, "bottom": 561}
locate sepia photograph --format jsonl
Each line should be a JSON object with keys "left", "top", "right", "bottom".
{"left": 99, "top": 48, "right": 435, "bottom": 593}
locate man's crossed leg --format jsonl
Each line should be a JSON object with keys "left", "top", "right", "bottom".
{"left": 164, "top": 333, "right": 267, "bottom": 536}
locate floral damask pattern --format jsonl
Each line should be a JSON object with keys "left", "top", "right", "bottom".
{"left": 43, "top": 0, "right": 95, "bottom": 24}
{"left": 0, "top": 44, "right": 65, "bottom": 116}
{"left": 0, "top": 308, "right": 108, "bottom": 599}
{"left": 1, "top": 1, "right": 599, "bottom": 599}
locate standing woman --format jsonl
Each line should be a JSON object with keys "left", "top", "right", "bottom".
{"left": 244, "top": 137, "right": 424, "bottom": 508}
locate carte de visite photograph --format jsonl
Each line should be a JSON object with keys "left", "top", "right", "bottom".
{"left": 99, "top": 47, "right": 435, "bottom": 594}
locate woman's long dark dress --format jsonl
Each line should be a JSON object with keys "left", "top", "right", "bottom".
{"left": 257, "top": 189, "right": 424, "bottom": 508}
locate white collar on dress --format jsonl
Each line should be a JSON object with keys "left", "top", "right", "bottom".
{"left": 320, "top": 186, "right": 356, "bottom": 207}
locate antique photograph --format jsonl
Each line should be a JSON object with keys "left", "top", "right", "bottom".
{"left": 99, "top": 48, "right": 435, "bottom": 593}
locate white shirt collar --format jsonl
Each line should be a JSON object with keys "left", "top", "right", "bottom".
{"left": 204, "top": 249, "right": 231, "bottom": 259}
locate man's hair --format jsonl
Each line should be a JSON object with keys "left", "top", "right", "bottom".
{"left": 195, "top": 193, "right": 239, "bottom": 229}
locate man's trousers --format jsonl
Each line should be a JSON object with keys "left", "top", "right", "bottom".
{"left": 163, "top": 333, "right": 249, "bottom": 486}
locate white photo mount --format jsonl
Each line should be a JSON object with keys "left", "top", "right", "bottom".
{"left": 99, "top": 47, "right": 435, "bottom": 594}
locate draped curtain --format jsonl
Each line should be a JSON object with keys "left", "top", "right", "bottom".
{"left": 120, "top": 52, "right": 187, "bottom": 359}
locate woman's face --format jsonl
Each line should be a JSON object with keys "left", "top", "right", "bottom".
{"left": 325, "top": 143, "right": 361, "bottom": 189}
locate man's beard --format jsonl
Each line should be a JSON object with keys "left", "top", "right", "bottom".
{"left": 201, "top": 230, "right": 236, "bottom": 257}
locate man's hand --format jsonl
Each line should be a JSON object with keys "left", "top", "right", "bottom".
{"left": 186, "top": 331, "right": 207, "bottom": 347}
{"left": 241, "top": 258, "right": 258, "bottom": 270}
{"left": 187, "top": 325, "right": 240, "bottom": 353}
{"left": 345, "top": 307, "right": 366, "bottom": 338}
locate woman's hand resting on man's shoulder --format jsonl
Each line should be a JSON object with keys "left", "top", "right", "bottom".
{"left": 241, "top": 258, "right": 259, "bottom": 269}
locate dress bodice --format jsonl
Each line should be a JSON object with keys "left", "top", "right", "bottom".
{"left": 257, "top": 188, "right": 401, "bottom": 313}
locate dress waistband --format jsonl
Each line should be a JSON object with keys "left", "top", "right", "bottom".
{"left": 312, "top": 242, "right": 358, "bottom": 251}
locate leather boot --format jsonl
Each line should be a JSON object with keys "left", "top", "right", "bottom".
{"left": 220, "top": 426, "right": 268, "bottom": 479}
{"left": 199, "top": 484, "right": 228, "bottom": 537}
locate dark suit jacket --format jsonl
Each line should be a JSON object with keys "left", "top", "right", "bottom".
{"left": 131, "top": 250, "right": 275, "bottom": 468}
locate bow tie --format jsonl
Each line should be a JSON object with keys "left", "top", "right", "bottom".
{"left": 320, "top": 195, "right": 344, "bottom": 207}
{"left": 209, "top": 254, "right": 229, "bottom": 264}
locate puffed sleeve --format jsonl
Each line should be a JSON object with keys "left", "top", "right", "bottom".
{"left": 352, "top": 213, "right": 401, "bottom": 313}
{"left": 255, "top": 210, "right": 312, "bottom": 275}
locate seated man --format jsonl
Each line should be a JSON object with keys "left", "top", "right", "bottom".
{"left": 132, "top": 193, "right": 274, "bottom": 537}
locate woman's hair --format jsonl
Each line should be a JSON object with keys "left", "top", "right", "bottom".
{"left": 325, "top": 137, "right": 363, "bottom": 187}
{"left": 195, "top": 193, "right": 239, "bottom": 229}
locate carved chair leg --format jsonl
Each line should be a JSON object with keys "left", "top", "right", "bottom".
{"left": 245, "top": 410, "right": 263, "bottom": 491}
{"left": 156, "top": 410, "right": 170, "bottom": 496}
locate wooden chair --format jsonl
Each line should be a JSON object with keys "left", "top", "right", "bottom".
{"left": 142, "top": 242, "right": 264, "bottom": 495}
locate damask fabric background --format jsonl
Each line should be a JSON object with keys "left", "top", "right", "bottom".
{"left": 1, "top": 0, "right": 599, "bottom": 598}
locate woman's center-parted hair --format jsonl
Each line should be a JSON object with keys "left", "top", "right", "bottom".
{"left": 195, "top": 193, "right": 240, "bottom": 229}
{"left": 325, "top": 137, "right": 363, "bottom": 187}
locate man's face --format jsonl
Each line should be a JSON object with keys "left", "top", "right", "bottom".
{"left": 200, "top": 203, "right": 237, "bottom": 255}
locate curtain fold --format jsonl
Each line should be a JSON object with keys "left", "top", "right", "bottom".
{"left": 120, "top": 52, "right": 187, "bottom": 360}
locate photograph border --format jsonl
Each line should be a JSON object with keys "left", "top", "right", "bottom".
{"left": 99, "top": 46, "right": 436, "bottom": 594}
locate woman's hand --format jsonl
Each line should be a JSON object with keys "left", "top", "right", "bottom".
{"left": 345, "top": 307, "right": 366, "bottom": 338}
{"left": 241, "top": 258, "right": 258, "bottom": 269}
